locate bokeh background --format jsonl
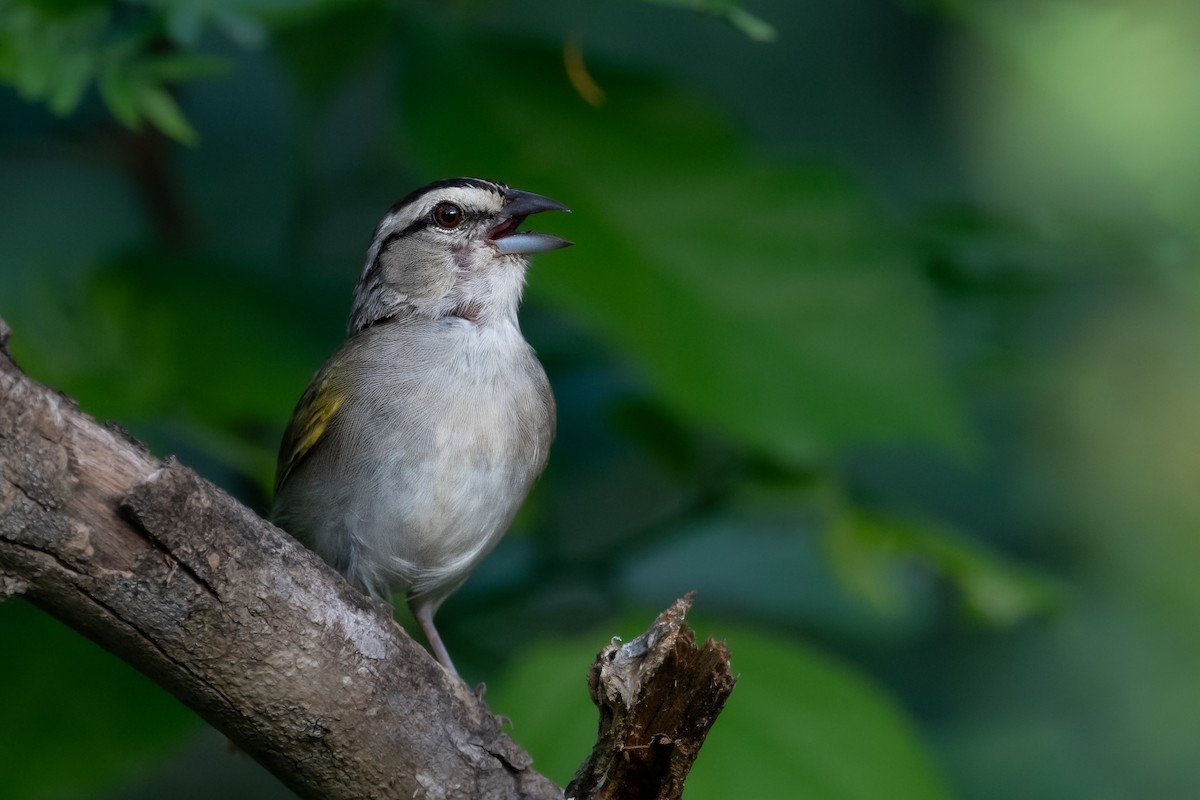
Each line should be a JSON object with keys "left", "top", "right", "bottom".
{"left": 3, "top": 1, "right": 1200, "bottom": 798}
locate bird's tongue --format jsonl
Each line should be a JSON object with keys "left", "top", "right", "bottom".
{"left": 487, "top": 215, "right": 525, "bottom": 241}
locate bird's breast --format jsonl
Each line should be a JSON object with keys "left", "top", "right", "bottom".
{"left": 357, "top": 318, "right": 554, "bottom": 572}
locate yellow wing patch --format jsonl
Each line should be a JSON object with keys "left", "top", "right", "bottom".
{"left": 275, "top": 371, "right": 346, "bottom": 494}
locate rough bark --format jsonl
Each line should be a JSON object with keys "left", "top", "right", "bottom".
{"left": 0, "top": 316, "right": 734, "bottom": 800}
{"left": 568, "top": 595, "right": 735, "bottom": 799}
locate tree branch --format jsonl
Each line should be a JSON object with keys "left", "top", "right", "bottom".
{"left": 569, "top": 594, "right": 735, "bottom": 800}
{"left": 0, "top": 316, "right": 733, "bottom": 799}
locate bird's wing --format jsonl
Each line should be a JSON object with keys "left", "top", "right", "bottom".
{"left": 275, "top": 367, "right": 347, "bottom": 495}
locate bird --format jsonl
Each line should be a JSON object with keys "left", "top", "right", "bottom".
{"left": 273, "top": 177, "right": 570, "bottom": 675}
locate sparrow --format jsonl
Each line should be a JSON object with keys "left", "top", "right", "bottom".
{"left": 273, "top": 177, "right": 570, "bottom": 674}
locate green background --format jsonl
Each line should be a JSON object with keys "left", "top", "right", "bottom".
{"left": 3, "top": 1, "right": 1199, "bottom": 797}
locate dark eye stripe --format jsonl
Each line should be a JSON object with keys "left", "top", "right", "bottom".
{"left": 391, "top": 205, "right": 479, "bottom": 239}
{"left": 393, "top": 218, "right": 433, "bottom": 238}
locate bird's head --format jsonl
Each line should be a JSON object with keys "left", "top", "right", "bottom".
{"left": 349, "top": 178, "right": 571, "bottom": 332}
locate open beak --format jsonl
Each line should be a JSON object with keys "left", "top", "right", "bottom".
{"left": 489, "top": 188, "right": 573, "bottom": 255}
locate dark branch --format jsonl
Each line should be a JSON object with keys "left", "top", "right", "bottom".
{"left": 0, "top": 316, "right": 732, "bottom": 799}
{"left": 568, "top": 595, "right": 735, "bottom": 799}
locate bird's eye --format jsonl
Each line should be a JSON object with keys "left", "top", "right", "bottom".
{"left": 432, "top": 202, "right": 463, "bottom": 229}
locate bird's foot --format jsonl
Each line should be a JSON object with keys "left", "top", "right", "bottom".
{"left": 474, "top": 682, "right": 512, "bottom": 726}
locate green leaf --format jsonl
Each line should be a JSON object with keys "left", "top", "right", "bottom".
{"left": 137, "top": 81, "right": 199, "bottom": 144}
{"left": 142, "top": 51, "right": 231, "bottom": 82}
{"left": 43, "top": 43, "right": 92, "bottom": 112}
{"left": 489, "top": 617, "right": 952, "bottom": 799}
{"left": 726, "top": 6, "right": 778, "bottom": 42}
{"left": 400, "top": 28, "right": 969, "bottom": 464}
{"left": 97, "top": 58, "right": 140, "bottom": 127}
{"left": 97, "top": 49, "right": 206, "bottom": 144}
{"left": 0, "top": 3, "right": 230, "bottom": 141}
{"left": 643, "top": 0, "right": 779, "bottom": 42}
{"left": 824, "top": 506, "right": 1061, "bottom": 625}
{"left": 690, "top": 623, "right": 952, "bottom": 800}
{"left": 0, "top": 4, "right": 106, "bottom": 113}
{"left": 0, "top": 601, "right": 198, "bottom": 800}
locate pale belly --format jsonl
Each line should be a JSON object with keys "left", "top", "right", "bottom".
{"left": 276, "top": 315, "right": 552, "bottom": 605}
{"left": 341, "top": 381, "right": 546, "bottom": 600}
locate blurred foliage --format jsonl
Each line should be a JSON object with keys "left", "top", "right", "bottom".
{"left": 0, "top": 0, "right": 231, "bottom": 144}
{"left": 641, "top": 0, "right": 777, "bottom": 41}
{"left": 0, "top": 601, "right": 197, "bottom": 799}
{"left": 489, "top": 616, "right": 951, "bottom": 799}
{"left": 2, "top": 0, "right": 1200, "bottom": 798}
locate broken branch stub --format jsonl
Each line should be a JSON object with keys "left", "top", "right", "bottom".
{"left": 567, "top": 595, "right": 735, "bottom": 800}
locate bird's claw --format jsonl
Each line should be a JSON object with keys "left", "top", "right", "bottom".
{"left": 474, "top": 682, "right": 512, "bottom": 726}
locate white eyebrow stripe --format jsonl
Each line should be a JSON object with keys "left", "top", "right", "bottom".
{"left": 378, "top": 185, "right": 507, "bottom": 236}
